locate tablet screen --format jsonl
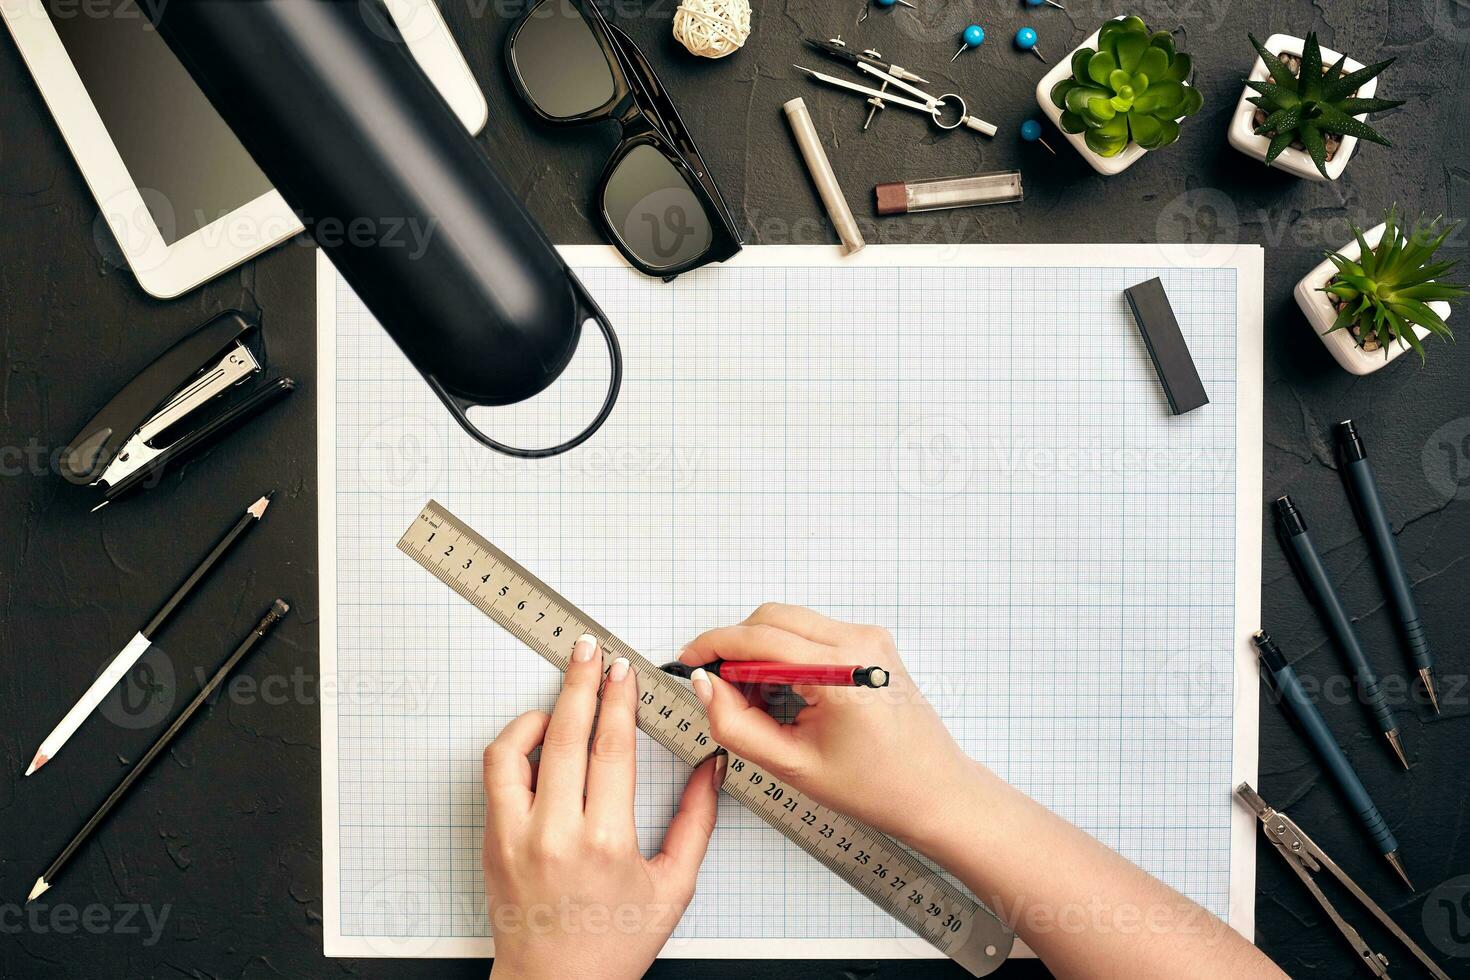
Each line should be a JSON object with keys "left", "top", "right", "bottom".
{"left": 47, "top": 0, "right": 273, "bottom": 246}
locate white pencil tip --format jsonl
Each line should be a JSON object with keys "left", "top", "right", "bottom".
{"left": 27, "top": 878, "right": 49, "bottom": 902}
{"left": 25, "top": 753, "right": 47, "bottom": 777}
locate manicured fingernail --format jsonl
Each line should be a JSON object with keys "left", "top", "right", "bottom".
{"left": 608, "top": 657, "right": 630, "bottom": 682}
{"left": 711, "top": 751, "right": 728, "bottom": 790}
{"left": 690, "top": 667, "right": 713, "bottom": 705}
{"left": 573, "top": 634, "right": 598, "bottom": 662}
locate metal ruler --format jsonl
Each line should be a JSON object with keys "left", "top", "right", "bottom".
{"left": 397, "top": 500, "right": 1014, "bottom": 976}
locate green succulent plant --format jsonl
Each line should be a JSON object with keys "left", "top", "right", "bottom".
{"left": 1050, "top": 16, "right": 1203, "bottom": 157}
{"left": 1323, "top": 208, "right": 1467, "bottom": 360}
{"left": 1246, "top": 33, "right": 1404, "bottom": 179}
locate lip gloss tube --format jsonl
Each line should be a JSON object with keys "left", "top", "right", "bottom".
{"left": 875, "top": 170, "right": 1024, "bottom": 215}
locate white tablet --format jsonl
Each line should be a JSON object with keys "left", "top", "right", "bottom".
{"left": 2, "top": 0, "right": 489, "bottom": 299}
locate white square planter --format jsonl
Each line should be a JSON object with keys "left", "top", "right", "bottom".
{"left": 1227, "top": 34, "right": 1379, "bottom": 182}
{"left": 1035, "top": 20, "right": 1197, "bottom": 176}
{"left": 1295, "top": 222, "right": 1448, "bottom": 375}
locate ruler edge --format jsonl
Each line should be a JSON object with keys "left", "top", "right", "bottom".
{"left": 396, "top": 500, "right": 1016, "bottom": 974}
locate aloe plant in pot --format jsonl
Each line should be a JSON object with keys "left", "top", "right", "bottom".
{"left": 1228, "top": 33, "right": 1403, "bottom": 181}
{"left": 1295, "top": 209, "right": 1466, "bottom": 374}
{"left": 1035, "top": 16, "right": 1203, "bottom": 175}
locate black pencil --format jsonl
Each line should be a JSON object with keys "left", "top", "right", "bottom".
{"left": 27, "top": 600, "right": 290, "bottom": 903}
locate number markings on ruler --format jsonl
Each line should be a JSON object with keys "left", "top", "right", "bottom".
{"left": 396, "top": 500, "right": 1013, "bottom": 976}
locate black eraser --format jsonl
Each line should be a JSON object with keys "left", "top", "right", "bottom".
{"left": 1123, "top": 278, "right": 1209, "bottom": 416}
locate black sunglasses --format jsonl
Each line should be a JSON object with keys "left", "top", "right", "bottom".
{"left": 506, "top": 0, "right": 743, "bottom": 278}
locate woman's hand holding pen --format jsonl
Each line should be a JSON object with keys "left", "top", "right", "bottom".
{"left": 682, "top": 604, "right": 1286, "bottom": 980}
{"left": 678, "top": 603, "right": 985, "bottom": 849}
{"left": 479, "top": 607, "right": 1282, "bottom": 980}
{"left": 483, "top": 634, "right": 720, "bottom": 980}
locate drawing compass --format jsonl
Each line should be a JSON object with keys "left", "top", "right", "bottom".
{"left": 804, "top": 37, "right": 929, "bottom": 131}
{"left": 794, "top": 62, "right": 997, "bottom": 136}
{"left": 1235, "top": 783, "right": 1450, "bottom": 980}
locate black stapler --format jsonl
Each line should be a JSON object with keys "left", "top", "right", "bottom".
{"left": 60, "top": 311, "right": 294, "bottom": 509}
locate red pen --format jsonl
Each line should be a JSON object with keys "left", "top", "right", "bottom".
{"left": 661, "top": 660, "right": 890, "bottom": 689}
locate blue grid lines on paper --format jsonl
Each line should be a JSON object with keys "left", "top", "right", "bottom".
{"left": 331, "top": 262, "right": 1239, "bottom": 941}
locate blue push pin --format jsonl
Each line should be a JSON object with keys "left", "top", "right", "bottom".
{"left": 1020, "top": 118, "right": 1056, "bottom": 155}
{"left": 1015, "top": 26, "right": 1046, "bottom": 61}
{"left": 951, "top": 24, "right": 985, "bottom": 62}
{"left": 1026, "top": 0, "right": 1066, "bottom": 9}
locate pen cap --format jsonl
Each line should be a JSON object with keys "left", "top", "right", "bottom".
{"left": 157, "top": 0, "right": 620, "bottom": 456}
{"left": 1252, "top": 630, "right": 1289, "bottom": 672}
{"left": 1336, "top": 420, "right": 1367, "bottom": 461}
{"left": 1273, "top": 495, "right": 1306, "bottom": 535}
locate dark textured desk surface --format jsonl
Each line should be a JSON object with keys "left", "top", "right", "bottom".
{"left": 3, "top": 2, "right": 1469, "bottom": 978}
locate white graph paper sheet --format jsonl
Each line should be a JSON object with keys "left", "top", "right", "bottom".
{"left": 317, "top": 244, "right": 1263, "bottom": 960}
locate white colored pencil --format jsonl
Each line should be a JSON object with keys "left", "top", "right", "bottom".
{"left": 25, "top": 493, "right": 272, "bottom": 775}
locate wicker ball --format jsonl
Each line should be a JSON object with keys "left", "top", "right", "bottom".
{"left": 672, "top": 0, "right": 751, "bottom": 59}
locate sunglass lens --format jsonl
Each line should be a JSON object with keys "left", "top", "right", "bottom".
{"left": 510, "top": 0, "right": 615, "bottom": 118}
{"left": 602, "top": 144, "right": 714, "bottom": 272}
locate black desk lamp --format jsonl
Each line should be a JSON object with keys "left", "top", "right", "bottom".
{"left": 158, "top": 0, "right": 621, "bottom": 458}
